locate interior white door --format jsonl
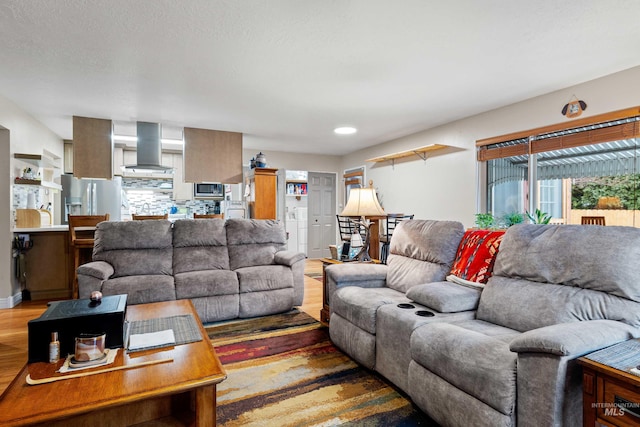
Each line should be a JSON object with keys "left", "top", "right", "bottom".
{"left": 307, "top": 172, "right": 336, "bottom": 259}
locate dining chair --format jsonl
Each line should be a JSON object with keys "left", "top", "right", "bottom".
{"left": 380, "top": 214, "right": 414, "bottom": 264}
{"left": 68, "top": 214, "right": 110, "bottom": 298}
{"left": 581, "top": 216, "right": 606, "bottom": 226}
{"left": 132, "top": 213, "right": 169, "bottom": 220}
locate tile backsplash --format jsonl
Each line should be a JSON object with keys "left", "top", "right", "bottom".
{"left": 123, "top": 178, "right": 227, "bottom": 216}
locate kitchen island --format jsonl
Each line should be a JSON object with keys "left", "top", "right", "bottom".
{"left": 12, "top": 226, "right": 72, "bottom": 301}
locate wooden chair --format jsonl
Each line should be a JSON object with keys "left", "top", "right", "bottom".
{"left": 132, "top": 213, "right": 169, "bottom": 220}
{"left": 69, "top": 214, "right": 109, "bottom": 298}
{"left": 193, "top": 213, "right": 224, "bottom": 219}
{"left": 581, "top": 216, "right": 606, "bottom": 226}
{"left": 380, "top": 214, "right": 414, "bottom": 264}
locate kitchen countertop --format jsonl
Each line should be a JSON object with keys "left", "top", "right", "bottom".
{"left": 13, "top": 225, "right": 69, "bottom": 232}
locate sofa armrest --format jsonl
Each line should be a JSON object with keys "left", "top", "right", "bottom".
{"left": 509, "top": 320, "right": 640, "bottom": 357}
{"left": 77, "top": 261, "right": 114, "bottom": 281}
{"left": 325, "top": 263, "right": 388, "bottom": 306}
{"left": 325, "top": 263, "right": 388, "bottom": 286}
{"left": 274, "top": 250, "right": 306, "bottom": 267}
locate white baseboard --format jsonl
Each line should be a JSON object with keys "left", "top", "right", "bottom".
{"left": 0, "top": 292, "right": 22, "bottom": 309}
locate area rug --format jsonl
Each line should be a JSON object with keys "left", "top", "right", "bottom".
{"left": 305, "top": 272, "right": 323, "bottom": 282}
{"left": 206, "top": 310, "right": 437, "bottom": 426}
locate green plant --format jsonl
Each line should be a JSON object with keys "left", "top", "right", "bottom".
{"left": 526, "top": 209, "right": 552, "bottom": 224}
{"left": 503, "top": 212, "right": 525, "bottom": 227}
{"left": 475, "top": 213, "right": 495, "bottom": 229}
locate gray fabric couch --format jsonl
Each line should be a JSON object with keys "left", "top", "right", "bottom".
{"left": 327, "top": 221, "right": 640, "bottom": 427}
{"left": 77, "top": 218, "right": 305, "bottom": 323}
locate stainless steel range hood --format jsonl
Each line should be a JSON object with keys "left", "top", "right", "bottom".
{"left": 123, "top": 122, "right": 173, "bottom": 174}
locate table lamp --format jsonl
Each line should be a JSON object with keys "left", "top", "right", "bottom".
{"left": 340, "top": 186, "right": 386, "bottom": 261}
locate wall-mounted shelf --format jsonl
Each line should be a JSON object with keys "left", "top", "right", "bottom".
{"left": 14, "top": 177, "right": 62, "bottom": 191}
{"left": 14, "top": 153, "right": 61, "bottom": 169}
{"left": 14, "top": 152, "right": 62, "bottom": 190}
{"left": 366, "top": 144, "right": 449, "bottom": 166}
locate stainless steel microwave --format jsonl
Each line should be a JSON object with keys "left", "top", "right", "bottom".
{"left": 194, "top": 183, "right": 224, "bottom": 199}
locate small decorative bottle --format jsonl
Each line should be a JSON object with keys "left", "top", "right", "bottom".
{"left": 49, "top": 332, "right": 60, "bottom": 364}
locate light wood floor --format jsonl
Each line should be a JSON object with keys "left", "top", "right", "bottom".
{"left": 0, "top": 259, "right": 325, "bottom": 395}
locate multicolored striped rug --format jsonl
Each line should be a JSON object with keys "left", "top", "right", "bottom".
{"left": 206, "top": 310, "right": 437, "bottom": 426}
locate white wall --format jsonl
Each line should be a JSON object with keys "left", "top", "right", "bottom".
{"left": 0, "top": 94, "right": 64, "bottom": 302}
{"left": 243, "top": 148, "right": 341, "bottom": 175}
{"left": 341, "top": 66, "right": 640, "bottom": 228}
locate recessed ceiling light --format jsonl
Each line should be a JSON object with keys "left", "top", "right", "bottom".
{"left": 334, "top": 126, "right": 357, "bottom": 135}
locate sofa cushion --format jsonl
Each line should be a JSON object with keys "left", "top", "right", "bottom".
{"left": 239, "top": 288, "right": 294, "bottom": 318}
{"left": 93, "top": 220, "right": 173, "bottom": 277}
{"left": 331, "top": 286, "right": 409, "bottom": 334}
{"left": 226, "top": 219, "right": 287, "bottom": 270}
{"left": 173, "top": 219, "right": 229, "bottom": 273}
{"left": 411, "top": 322, "right": 517, "bottom": 415}
{"left": 174, "top": 269, "right": 239, "bottom": 299}
{"left": 494, "top": 223, "right": 640, "bottom": 302}
{"left": 236, "top": 265, "right": 293, "bottom": 293}
{"left": 191, "top": 294, "right": 239, "bottom": 323}
{"left": 478, "top": 276, "right": 640, "bottom": 330}
{"left": 101, "top": 275, "right": 176, "bottom": 305}
{"left": 386, "top": 220, "right": 464, "bottom": 293}
{"left": 406, "top": 281, "right": 482, "bottom": 312}
{"left": 449, "top": 229, "right": 505, "bottom": 284}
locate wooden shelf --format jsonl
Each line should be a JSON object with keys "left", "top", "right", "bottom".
{"left": 14, "top": 177, "right": 62, "bottom": 191}
{"left": 14, "top": 152, "right": 61, "bottom": 169}
{"left": 366, "top": 144, "right": 449, "bottom": 163}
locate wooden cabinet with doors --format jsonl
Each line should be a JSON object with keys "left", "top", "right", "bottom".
{"left": 72, "top": 116, "right": 113, "bottom": 180}
{"left": 248, "top": 168, "right": 278, "bottom": 219}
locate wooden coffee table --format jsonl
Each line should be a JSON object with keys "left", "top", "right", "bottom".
{"left": 0, "top": 299, "right": 226, "bottom": 427}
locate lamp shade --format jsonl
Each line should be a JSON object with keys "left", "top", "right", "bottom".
{"left": 341, "top": 188, "right": 386, "bottom": 217}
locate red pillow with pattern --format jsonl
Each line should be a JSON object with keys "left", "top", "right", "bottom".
{"left": 448, "top": 229, "right": 505, "bottom": 284}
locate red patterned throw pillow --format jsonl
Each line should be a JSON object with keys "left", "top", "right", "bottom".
{"left": 448, "top": 229, "right": 505, "bottom": 285}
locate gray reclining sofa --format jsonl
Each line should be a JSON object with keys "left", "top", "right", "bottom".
{"left": 78, "top": 218, "right": 305, "bottom": 323}
{"left": 327, "top": 220, "right": 640, "bottom": 427}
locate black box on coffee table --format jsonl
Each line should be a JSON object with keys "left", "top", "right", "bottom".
{"left": 27, "top": 294, "right": 127, "bottom": 363}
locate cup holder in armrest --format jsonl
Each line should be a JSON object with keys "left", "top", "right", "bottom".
{"left": 415, "top": 310, "right": 435, "bottom": 317}
{"left": 397, "top": 303, "right": 415, "bottom": 309}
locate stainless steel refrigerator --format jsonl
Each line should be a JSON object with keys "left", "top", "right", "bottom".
{"left": 59, "top": 174, "right": 124, "bottom": 224}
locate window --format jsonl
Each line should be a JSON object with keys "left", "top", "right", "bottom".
{"left": 478, "top": 108, "right": 640, "bottom": 226}
{"left": 343, "top": 166, "right": 365, "bottom": 205}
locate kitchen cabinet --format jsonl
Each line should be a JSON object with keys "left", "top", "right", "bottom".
{"left": 63, "top": 141, "right": 73, "bottom": 174}
{"left": 172, "top": 153, "right": 193, "bottom": 201}
{"left": 183, "top": 128, "right": 243, "bottom": 183}
{"left": 113, "top": 146, "right": 124, "bottom": 176}
{"left": 73, "top": 116, "right": 113, "bottom": 179}
{"left": 15, "top": 229, "right": 72, "bottom": 300}
{"left": 248, "top": 168, "right": 278, "bottom": 219}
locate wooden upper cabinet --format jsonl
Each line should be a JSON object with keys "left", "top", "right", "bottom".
{"left": 72, "top": 116, "right": 113, "bottom": 179}
{"left": 183, "top": 128, "right": 243, "bottom": 183}
{"left": 248, "top": 168, "right": 278, "bottom": 219}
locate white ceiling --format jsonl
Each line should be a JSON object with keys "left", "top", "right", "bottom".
{"left": 1, "top": 0, "right": 639, "bottom": 155}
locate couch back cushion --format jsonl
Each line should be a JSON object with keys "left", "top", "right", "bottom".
{"left": 386, "top": 219, "right": 464, "bottom": 293}
{"left": 477, "top": 224, "right": 640, "bottom": 330}
{"left": 173, "top": 219, "right": 229, "bottom": 273}
{"left": 226, "top": 219, "right": 287, "bottom": 270}
{"left": 93, "top": 220, "right": 173, "bottom": 278}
